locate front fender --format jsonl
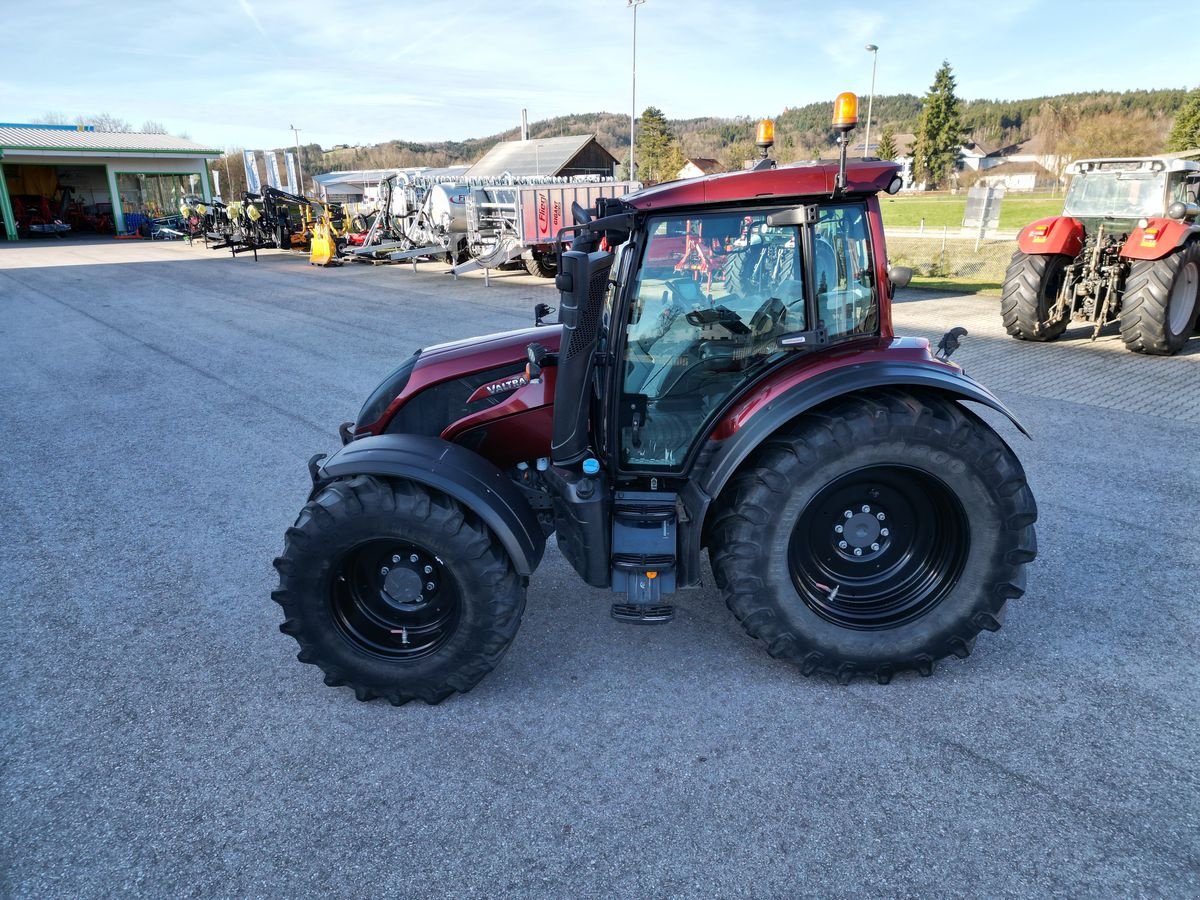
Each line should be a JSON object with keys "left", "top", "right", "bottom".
{"left": 313, "top": 434, "right": 545, "bottom": 576}
{"left": 674, "top": 361, "right": 1029, "bottom": 589}
{"left": 1121, "top": 219, "right": 1200, "bottom": 261}
{"left": 1017, "top": 216, "right": 1084, "bottom": 257}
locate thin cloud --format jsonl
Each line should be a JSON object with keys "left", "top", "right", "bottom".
{"left": 235, "top": 0, "right": 270, "bottom": 40}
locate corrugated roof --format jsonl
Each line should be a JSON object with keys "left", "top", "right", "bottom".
{"left": 465, "top": 134, "right": 604, "bottom": 178}
{"left": 0, "top": 124, "right": 220, "bottom": 155}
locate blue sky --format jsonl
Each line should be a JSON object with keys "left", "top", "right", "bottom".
{"left": 0, "top": 0, "right": 1193, "bottom": 151}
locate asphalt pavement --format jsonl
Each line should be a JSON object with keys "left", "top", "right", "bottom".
{"left": 1, "top": 239, "right": 1197, "bottom": 897}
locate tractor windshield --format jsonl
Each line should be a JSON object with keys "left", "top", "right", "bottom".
{"left": 1063, "top": 171, "right": 1166, "bottom": 219}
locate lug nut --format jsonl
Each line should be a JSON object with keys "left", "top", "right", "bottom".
{"left": 853, "top": 547, "right": 863, "bottom": 557}
{"left": 410, "top": 554, "right": 419, "bottom": 563}
{"left": 844, "top": 510, "right": 853, "bottom": 519}
{"left": 862, "top": 505, "right": 871, "bottom": 513}
{"left": 391, "top": 555, "right": 401, "bottom": 564}
{"left": 871, "top": 542, "right": 880, "bottom": 551}
{"left": 880, "top": 528, "right": 889, "bottom": 537}
{"left": 834, "top": 525, "right": 844, "bottom": 534}
{"left": 380, "top": 566, "right": 389, "bottom": 575}
{"left": 838, "top": 541, "right": 848, "bottom": 549}
{"left": 876, "top": 512, "right": 886, "bottom": 521}
{"left": 426, "top": 582, "right": 435, "bottom": 591}
{"left": 424, "top": 565, "right": 433, "bottom": 574}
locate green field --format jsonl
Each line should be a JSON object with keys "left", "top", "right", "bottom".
{"left": 880, "top": 192, "right": 1064, "bottom": 232}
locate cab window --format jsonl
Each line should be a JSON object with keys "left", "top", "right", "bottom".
{"left": 815, "top": 203, "right": 878, "bottom": 338}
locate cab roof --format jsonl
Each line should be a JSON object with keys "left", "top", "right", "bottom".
{"left": 624, "top": 159, "right": 901, "bottom": 211}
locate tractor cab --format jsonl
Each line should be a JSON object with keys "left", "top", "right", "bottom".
{"left": 1063, "top": 157, "right": 1200, "bottom": 233}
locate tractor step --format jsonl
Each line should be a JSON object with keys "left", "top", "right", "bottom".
{"left": 611, "top": 603, "right": 675, "bottom": 624}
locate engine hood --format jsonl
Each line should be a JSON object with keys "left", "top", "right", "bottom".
{"left": 356, "top": 324, "right": 562, "bottom": 436}
{"left": 421, "top": 324, "right": 562, "bottom": 365}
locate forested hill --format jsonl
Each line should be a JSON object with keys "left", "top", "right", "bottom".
{"left": 291, "top": 87, "right": 1191, "bottom": 176}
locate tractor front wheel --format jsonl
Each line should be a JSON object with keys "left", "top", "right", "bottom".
{"left": 1120, "top": 242, "right": 1200, "bottom": 355}
{"left": 708, "top": 390, "right": 1037, "bottom": 684}
{"left": 273, "top": 475, "right": 526, "bottom": 704}
{"left": 1000, "top": 250, "right": 1071, "bottom": 341}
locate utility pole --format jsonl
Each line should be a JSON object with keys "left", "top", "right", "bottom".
{"left": 290, "top": 124, "right": 305, "bottom": 196}
{"left": 864, "top": 44, "right": 879, "bottom": 157}
{"left": 628, "top": 0, "right": 646, "bottom": 180}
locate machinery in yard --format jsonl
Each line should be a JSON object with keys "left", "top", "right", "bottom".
{"left": 1001, "top": 156, "right": 1200, "bottom": 354}
{"left": 347, "top": 174, "right": 638, "bottom": 274}
{"left": 455, "top": 178, "right": 641, "bottom": 277}
{"left": 273, "top": 93, "right": 1038, "bottom": 704}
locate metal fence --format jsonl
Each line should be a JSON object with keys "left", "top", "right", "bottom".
{"left": 885, "top": 228, "right": 1017, "bottom": 285}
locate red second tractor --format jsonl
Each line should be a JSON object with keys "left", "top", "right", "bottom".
{"left": 1002, "top": 156, "right": 1200, "bottom": 354}
{"left": 273, "top": 94, "right": 1038, "bottom": 704}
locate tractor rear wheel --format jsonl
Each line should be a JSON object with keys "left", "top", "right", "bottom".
{"left": 708, "top": 389, "right": 1037, "bottom": 684}
{"left": 1119, "top": 242, "right": 1200, "bottom": 355}
{"left": 273, "top": 475, "right": 526, "bottom": 704}
{"left": 1000, "top": 250, "right": 1071, "bottom": 341}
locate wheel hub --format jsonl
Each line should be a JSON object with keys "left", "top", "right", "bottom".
{"left": 382, "top": 566, "right": 426, "bottom": 610}
{"left": 330, "top": 540, "right": 460, "bottom": 660}
{"left": 791, "top": 465, "right": 969, "bottom": 630}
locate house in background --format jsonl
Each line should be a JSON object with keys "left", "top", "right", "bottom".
{"left": 676, "top": 157, "right": 724, "bottom": 180}
{"left": 971, "top": 160, "right": 1057, "bottom": 192}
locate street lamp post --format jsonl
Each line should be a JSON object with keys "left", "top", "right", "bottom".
{"left": 290, "top": 124, "right": 305, "bottom": 196}
{"left": 628, "top": 0, "right": 646, "bottom": 180}
{"left": 864, "top": 44, "right": 879, "bottom": 158}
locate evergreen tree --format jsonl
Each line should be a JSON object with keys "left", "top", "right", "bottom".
{"left": 636, "top": 106, "right": 684, "bottom": 182}
{"left": 912, "top": 61, "right": 964, "bottom": 188}
{"left": 1166, "top": 90, "right": 1200, "bottom": 152}
{"left": 876, "top": 126, "right": 898, "bottom": 161}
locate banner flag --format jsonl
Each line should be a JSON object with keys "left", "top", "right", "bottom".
{"left": 242, "top": 150, "right": 261, "bottom": 194}
{"left": 263, "top": 151, "right": 281, "bottom": 189}
{"left": 285, "top": 152, "right": 299, "bottom": 195}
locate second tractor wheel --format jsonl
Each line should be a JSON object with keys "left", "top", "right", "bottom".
{"left": 1119, "top": 241, "right": 1200, "bottom": 355}
{"left": 273, "top": 475, "right": 526, "bottom": 704}
{"left": 708, "top": 389, "right": 1037, "bottom": 684}
{"left": 522, "top": 250, "right": 556, "bottom": 278}
{"left": 1000, "top": 250, "right": 1070, "bottom": 341}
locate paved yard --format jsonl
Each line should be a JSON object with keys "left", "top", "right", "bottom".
{"left": 1, "top": 239, "right": 1197, "bottom": 897}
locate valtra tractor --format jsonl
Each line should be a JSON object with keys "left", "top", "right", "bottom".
{"left": 1001, "top": 156, "right": 1200, "bottom": 354}
{"left": 273, "top": 94, "right": 1038, "bottom": 704}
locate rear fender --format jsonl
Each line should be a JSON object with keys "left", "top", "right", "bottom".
{"left": 675, "top": 362, "right": 1029, "bottom": 588}
{"left": 313, "top": 434, "right": 545, "bottom": 576}
{"left": 1017, "top": 216, "right": 1084, "bottom": 257}
{"left": 1121, "top": 219, "right": 1200, "bottom": 261}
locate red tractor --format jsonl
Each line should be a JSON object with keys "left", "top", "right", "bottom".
{"left": 1002, "top": 156, "right": 1200, "bottom": 354}
{"left": 274, "top": 94, "right": 1038, "bottom": 703}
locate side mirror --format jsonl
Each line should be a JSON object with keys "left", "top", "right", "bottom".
{"left": 888, "top": 265, "right": 913, "bottom": 290}
{"left": 1168, "top": 201, "right": 1199, "bottom": 221}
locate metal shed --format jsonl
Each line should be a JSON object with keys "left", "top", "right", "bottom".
{"left": 464, "top": 135, "right": 617, "bottom": 179}
{"left": 0, "top": 124, "right": 221, "bottom": 240}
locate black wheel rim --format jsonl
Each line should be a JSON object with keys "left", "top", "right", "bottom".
{"left": 788, "top": 465, "right": 969, "bottom": 630}
{"left": 330, "top": 539, "right": 461, "bottom": 660}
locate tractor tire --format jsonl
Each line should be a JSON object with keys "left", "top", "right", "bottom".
{"left": 273, "top": 475, "right": 526, "bottom": 705}
{"left": 522, "top": 250, "right": 556, "bottom": 278}
{"left": 1119, "top": 242, "right": 1200, "bottom": 355}
{"left": 1000, "top": 250, "right": 1071, "bottom": 341}
{"left": 707, "top": 389, "right": 1037, "bottom": 684}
